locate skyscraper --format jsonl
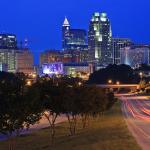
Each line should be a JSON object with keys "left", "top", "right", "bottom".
{"left": 88, "top": 12, "right": 112, "bottom": 65}
{"left": 0, "top": 34, "right": 17, "bottom": 49}
{"left": 0, "top": 49, "right": 17, "bottom": 72}
{"left": 62, "top": 17, "right": 70, "bottom": 51}
{"left": 0, "top": 35, "right": 34, "bottom": 74}
{"left": 112, "top": 38, "right": 132, "bottom": 64}
{"left": 62, "top": 17, "right": 88, "bottom": 51}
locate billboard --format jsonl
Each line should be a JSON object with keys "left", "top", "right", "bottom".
{"left": 42, "top": 62, "right": 63, "bottom": 75}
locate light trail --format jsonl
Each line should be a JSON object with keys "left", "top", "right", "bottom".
{"left": 121, "top": 95, "right": 150, "bottom": 150}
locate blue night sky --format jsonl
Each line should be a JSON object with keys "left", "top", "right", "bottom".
{"left": 0, "top": 0, "right": 150, "bottom": 64}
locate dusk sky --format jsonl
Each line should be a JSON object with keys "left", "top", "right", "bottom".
{"left": 1, "top": 0, "right": 150, "bottom": 64}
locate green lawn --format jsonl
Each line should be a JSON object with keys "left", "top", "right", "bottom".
{"left": 0, "top": 102, "right": 141, "bottom": 150}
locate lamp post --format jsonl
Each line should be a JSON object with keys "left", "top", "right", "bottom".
{"left": 116, "top": 81, "right": 120, "bottom": 85}
{"left": 116, "top": 81, "right": 120, "bottom": 93}
{"left": 139, "top": 72, "right": 143, "bottom": 80}
{"left": 26, "top": 80, "right": 32, "bottom": 86}
{"left": 78, "top": 82, "right": 82, "bottom": 86}
{"left": 108, "top": 79, "right": 112, "bottom": 84}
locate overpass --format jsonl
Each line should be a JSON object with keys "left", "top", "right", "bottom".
{"left": 98, "top": 84, "right": 139, "bottom": 90}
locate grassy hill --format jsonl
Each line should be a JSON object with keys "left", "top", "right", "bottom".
{"left": 0, "top": 102, "right": 141, "bottom": 150}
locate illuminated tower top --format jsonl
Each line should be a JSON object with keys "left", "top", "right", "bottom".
{"left": 63, "top": 17, "right": 70, "bottom": 27}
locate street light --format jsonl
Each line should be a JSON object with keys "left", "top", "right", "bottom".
{"left": 116, "top": 81, "right": 120, "bottom": 85}
{"left": 108, "top": 79, "right": 112, "bottom": 84}
{"left": 26, "top": 80, "right": 32, "bottom": 86}
{"left": 78, "top": 82, "right": 82, "bottom": 86}
{"left": 32, "top": 73, "right": 37, "bottom": 78}
{"left": 139, "top": 72, "right": 143, "bottom": 79}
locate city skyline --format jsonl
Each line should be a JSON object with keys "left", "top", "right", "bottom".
{"left": 0, "top": 0, "right": 150, "bottom": 64}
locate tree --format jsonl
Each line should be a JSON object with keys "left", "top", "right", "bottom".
{"left": 88, "top": 64, "right": 140, "bottom": 84}
{"left": 72, "top": 85, "right": 116, "bottom": 129}
{"left": 62, "top": 86, "right": 80, "bottom": 135}
{"left": 0, "top": 72, "right": 41, "bottom": 150}
{"left": 36, "top": 79, "right": 65, "bottom": 144}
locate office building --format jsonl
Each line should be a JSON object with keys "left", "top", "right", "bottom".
{"left": 120, "top": 45, "right": 150, "bottom": 68}
{"left": 63, "top": 49, "right": 88, "bottom": 63}
{"left": 88, "top": 12, "right": 112, "bottom": 65}
{"left": 0, "top": 34, "right": 17, "bottom": 49}
{"left": 62, "top": 17, "right": 88, "bottom": 51}
{"left": 0, "top": 34, "right": 18, "bottom": 72}
{"left": 0, "top": 48, "right": 18, "bottom": 73}
{"left": 16, "top": 48, "right": 34, "bottom": 74}
{"left": 40, "top": 50, "right": 63, "bottom": 66}
{"left": 64, "top": 63, "right": 92, "bottom": 80}
{"left": 112, "top": 38, "right": 132, "bottom": 64}
{"left": 0, "top": 63, "right": 7, "bottom": 72}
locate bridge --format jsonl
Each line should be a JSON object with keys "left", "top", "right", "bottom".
{"left": 98, "top": 84, "right": 139, "bottom": 90}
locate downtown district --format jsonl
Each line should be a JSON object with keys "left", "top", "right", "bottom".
{"left": 0, "top": 12, "right": 149, "bottom": 79}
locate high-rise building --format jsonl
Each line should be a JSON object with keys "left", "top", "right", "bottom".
{"left": 62, "top": 17, "right": 88, "bottom": 52}
{"left": 0, "top": 33, "right": 18, "bottom": 72}
{"left": 112, "top": 38, "right": 132, "bottom": 64}
{"left": 0, "top": 49, "right": 17, "bottom": 72}
{"left": 16, "top": 48, "right": 34, "bottom": 74}
{"left": 88, "top": 12, "right": 112, "bottom": 65}
{"left": 0, "top": 63, "right": 7, "bottom": 72}
{"left": 120, "top": 45, "right": 150, "bottom": 68}
{"left": 0, "top": 34, "right": 17, "bottom": 49}
{"left": 0, "top": 35, "right": 34, "bottom": 74}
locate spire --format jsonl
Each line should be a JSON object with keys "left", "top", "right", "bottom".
{"left": 63, "top": 17, "right": 70, "bottom": 26}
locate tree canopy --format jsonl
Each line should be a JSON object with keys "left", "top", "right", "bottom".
{"left": 88, "top": 64, "right": 140, "bottom": 84}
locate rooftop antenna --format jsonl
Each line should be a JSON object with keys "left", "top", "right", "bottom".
{"left": 20, "top": 40, "right": 23, "bottom": 49}
{"left": 24, "top": 38, "right": 28, "bottom": 49}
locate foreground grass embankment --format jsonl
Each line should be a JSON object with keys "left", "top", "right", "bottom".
{"left": 0, "top": 102, "right": 141, "bottom": 150}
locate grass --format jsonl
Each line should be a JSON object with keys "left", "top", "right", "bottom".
{"left": 0, "top": 102, "right": 141, "bottom": 150}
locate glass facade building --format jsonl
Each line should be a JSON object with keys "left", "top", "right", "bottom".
{"left": 120, "top": 45, "right": 150, "bottom": 68}
{"left": 88, "top": 12, "right": 112, "bottom": 65}
{"left": 62, "top": 17, "right": 88, "bottom": 51}
{"left": 0, "top": 34, "right": 17, "bottom": 49}
{"left": 0, "top": 49, "right": 17, "bottom": 72}
{"left": 112, "top": 38, "right": 132, "bottom": 64}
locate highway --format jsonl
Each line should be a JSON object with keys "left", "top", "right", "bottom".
{"left": 121, "top": 95, "right": 150, "bottom": 150}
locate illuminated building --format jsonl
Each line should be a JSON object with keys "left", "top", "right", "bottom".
{"left": 0, "top": 63, "right": 7, "bottom": 72}
{"left": 120, "top": 45, "right": 150, "bottom": 68}
{"left": 40, "top": 49, "right": 88, "bottom": 65}
{"left": 0, "top": 34, "right": 18, "bottom": 73}
{"left": 62, "top": 17, "right": 88, "bottom": 63}
{"left": 88, "top": 12, "right": 112, "bottom": 65}
{"left": 40, "top": 50, "right": 63, "bottom": 66}
{"left": 63, "top": 49, "right": 88, "bottom": 63}
{"left": 64, "top": 63, "right": 92, "bottom": 79}
{"left": 0, "top": 34, "right": 17, "bottom": 49}
{"left": 41, "top": 62, "right": 63, "bottom": 76}
{"left": 0, "top": 35, "right": 34, "bottom": 74}
{"left": 40, "top": 62, "right": 92, "bottom": 80}
{"left": 16, "top": 48, "right": 34, "bottom": 74}
{"left": 112, "top": 38, "right": 132, "bottom": 64}
{"left": 0, "top": 48, "right": 17, "bottom": 72}
{"left": 62, "top": 17, "right": 88, "bottom": 52}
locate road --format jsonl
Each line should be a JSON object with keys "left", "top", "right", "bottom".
{"left": 0, "top": 115, "right": 67, "bottom": 141}
{"left": 121, "top": 95, "right": 150, "bottom": 150}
